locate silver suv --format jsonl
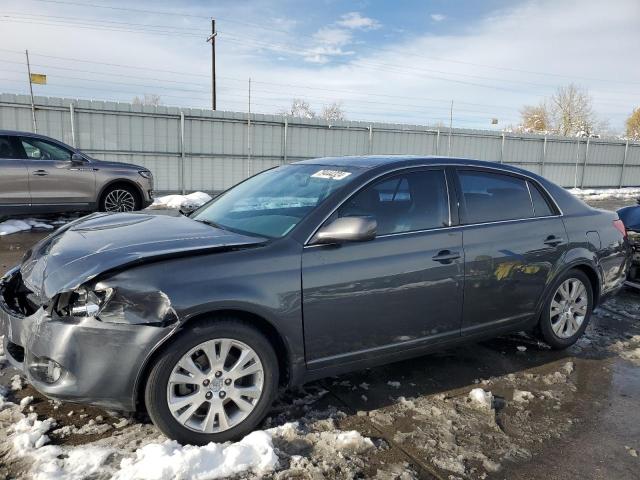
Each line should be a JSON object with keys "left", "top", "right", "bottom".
{"left": 0, "top": 130, "right": 153, "bottom": 216}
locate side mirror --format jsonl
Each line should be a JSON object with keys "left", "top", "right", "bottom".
{"left": 311, "top": 216, "right": 377, "bottom": 245}
{"left": 71, "top": 153, "right": 87, "bottom": 164}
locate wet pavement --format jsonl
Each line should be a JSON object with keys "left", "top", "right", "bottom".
{"left": 0, "top": 198, "right": 639, "bottom": 479}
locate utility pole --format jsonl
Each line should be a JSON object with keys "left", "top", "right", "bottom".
{"left": 447, "top": 100, "right": 453, "bottom": 156}
{"left": 247, "top": 77, "right": 252, "bottom": 177}
{"left": 206, "top": 18, "right": 217, "bottom": 110}
{"left": 25, "top": 49, "right": 38, "bottom": 133}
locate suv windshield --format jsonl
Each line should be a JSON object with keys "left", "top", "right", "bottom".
{"left": 191, "top": 164, "right": 363, "bottom": 238}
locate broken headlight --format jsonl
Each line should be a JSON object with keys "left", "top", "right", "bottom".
{"left": 68, "top": 287, "right": 114, "bottom": 317}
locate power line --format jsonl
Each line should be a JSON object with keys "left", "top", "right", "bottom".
{"left": 0, "top": 52, "right": 633, "bottom": 114}
{"left": 0, "top": 69, "right": 512, "bottom": 119}
{"left": 24, "top": 0, "right": 640, "bottom": 87}
{"left": 0, "top": 78, "right": 496, "bottom": 125}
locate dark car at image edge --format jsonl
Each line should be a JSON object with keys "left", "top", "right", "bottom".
{"left": 0, "top": 130, "right": 154, "bottom": 216}
{"left": 0, "top": 156, "right": 630, "bottom": 445}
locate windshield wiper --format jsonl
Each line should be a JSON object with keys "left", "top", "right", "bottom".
{"left": 194, "top": 218, "right": 227, "bottom": 231}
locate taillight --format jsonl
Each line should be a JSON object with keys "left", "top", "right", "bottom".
{"left": 613, "top": 219, "right": 627, "bottom": 238}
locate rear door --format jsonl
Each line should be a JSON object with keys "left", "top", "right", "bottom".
{"left": 454, "top": 168, "right": 567, "bottom": 335}
{"left": 19, "top": 136, "right": 95, "bottom": 205}
{"left": 302, "top": 168, "right": 464, "bottom": 369}
{"left": 0, "top": 135, "right": 30, "bottom": 208}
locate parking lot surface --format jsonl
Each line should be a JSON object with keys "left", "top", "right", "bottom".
{"left": 0, "top": 199, "right": 638, "bottom": 479}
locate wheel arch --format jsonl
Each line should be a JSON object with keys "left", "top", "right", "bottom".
{"left": 535, "top": 259, "right": 602, "bottom": 324}
{"left": 97, "top": 179, "right": 144, "bottom": 209}
{"left": 134, "top": 308, "right": 292, "bottom": 412}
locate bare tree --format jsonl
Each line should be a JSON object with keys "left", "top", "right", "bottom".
{"left": 279, "top": 99, "right": 316, "bottom": 119}
{"left": 132, "top": 94, "right": 162, "bottom": 107}
{"left": 321, "top": 102, "right": 346, "bottom": 122}
{"left": 518, "top": 84, "right": 606, "bottom": 137}
{"left": 519, "top": 102, "right": 550, "bottom": 133}
{"left": 548, "top": 84, "right": 598, "bottom": 136}
{"left": 626, "top": 107, "right": 640, "bottom": 140}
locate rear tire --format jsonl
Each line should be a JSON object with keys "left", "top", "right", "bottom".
{"left": 144, "top": 318, "right": 279, "bottom": 445}
{"left": 99, "top": 184, "right": 141, "bottom": 212}
{"left": 537, "top": 269, "right": 593, "bottom": 349}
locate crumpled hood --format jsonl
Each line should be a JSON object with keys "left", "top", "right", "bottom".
{"left": 20, "top": 212, "right": 265, "bottom": 301}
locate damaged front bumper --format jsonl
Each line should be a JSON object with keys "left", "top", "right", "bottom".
{"left": 0, "top": 269, "right": 174, "bottom": 411}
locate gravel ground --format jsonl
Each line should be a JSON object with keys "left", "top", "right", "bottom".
{"left": 0, "top": 195, "right": 638, "bottom": 480}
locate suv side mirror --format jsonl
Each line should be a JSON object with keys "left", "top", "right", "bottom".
{"left": 311, "top": 216, "right": 377, "bottom": 245}
{"left": 71, "top": 153, "right": 87, "bottom": 164}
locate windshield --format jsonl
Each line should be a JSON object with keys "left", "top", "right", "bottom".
{"left": 191, "top": 164, "right": 363, "bottom": 238}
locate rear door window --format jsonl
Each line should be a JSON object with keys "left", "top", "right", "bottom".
{"left": 0, "top": 136, "right": 24, "bottom": 159}
{"left": 458, "top": 170, "right": 534, "bottom": 223}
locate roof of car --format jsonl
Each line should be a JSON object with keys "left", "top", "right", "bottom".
{"left": 0, "top": 129, "right": 51, "bottom": 138}
{"left": 295, "top": 155, "right": 520, "bottom": 171}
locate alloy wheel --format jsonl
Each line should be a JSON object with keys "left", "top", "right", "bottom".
{"left": 549, "top": 278, "right": 589, "bottom": 338}
{"left": 104, "top": 189, "right": 136, "bottom": 212}
{"left": 166, "top": 338, "right": 264, "bottom": 434}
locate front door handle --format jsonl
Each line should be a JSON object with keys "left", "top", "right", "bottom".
{"left": 32, "top": 170, "right": 48, "bottom": 176}
{"left": 432, "top": 250, "right": 461, "bottom": 263}
{"left": 543, "top": 235, "right": 565, "bottom": 247}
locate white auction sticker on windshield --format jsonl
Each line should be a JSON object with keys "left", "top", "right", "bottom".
{"left": 311, "top": 169, "right": 352, "bottom": 180}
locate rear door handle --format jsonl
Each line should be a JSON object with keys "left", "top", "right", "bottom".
{"left": 32, "top": 170, "right": 48, "bottom": 176}
{"left": 432, "top": 250, "right": 461, "bottom": 263}
{"left": 543, "top": 235, "right": 565, "bottom": 246}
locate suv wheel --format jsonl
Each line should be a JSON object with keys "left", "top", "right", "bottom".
{"left": 144, "top": 319, "right": 279, "bottom": 445}
{"left": 537, "top": 269, "right": 593, "bottom": 349}
{"left": 100, "top": 185, "right": 140, "bottom": 212}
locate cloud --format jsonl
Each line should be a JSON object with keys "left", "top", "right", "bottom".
{"left": 312, "top": 27, "right": 352, "bottom": 46}
{"left": 0, "top": 0, "right": 637, "bottom": 131}
{"left": 337, "top": 12, "right": 381, "bottom": 30}
{"left": 430, "top": 13, "right": 446, "bottom": 22}
{"left": 304, "top": 11, "right": 380, "bottom": 63}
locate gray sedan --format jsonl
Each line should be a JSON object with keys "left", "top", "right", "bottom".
{"left": 0, "top": 156, "right": 629, "bottom": 445}
{"left": 0, "top": 130, "right": 153, "bottom": 216}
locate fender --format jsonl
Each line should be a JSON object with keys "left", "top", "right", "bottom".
{"left": 131, "top": 298, "right": 305, "bottom": 409}
{"left": 97, "top": 178, "right": 145, "bottom": 205}
{"left": 531, "top": 247, "right": 602, "bottom": 324}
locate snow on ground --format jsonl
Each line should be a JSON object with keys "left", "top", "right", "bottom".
{"left": 149, "top": 192, "right": 212, "bottom": 211}
{"left": 0, "top": 377, "right": 381, "bottom": 480}
{"left": 568, "top": 187, "right": 640, "bottom": 200}
{"left": 0, "top": 219, "right": 54, "bottom": 236}
{"left": 114, "top": 431, "right": 278, "bottom": 480}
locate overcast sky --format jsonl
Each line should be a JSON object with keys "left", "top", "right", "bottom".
{"left": 1, "top": 0, "right": 638, "bottom": 131}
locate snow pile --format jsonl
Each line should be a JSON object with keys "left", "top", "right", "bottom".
{"left": 513, "top": 390, "right": 535, "bottom": 403}
{"left": 332, "top": 430, "right": 375, "bottom": 451}
{"left": 115, "top": 430, "right": 278, "bottom": 480}
{"left": 611, "top": 335, "right": 640, "bottom": 365}
{"left": 10, "top": 413, "right": 55, "bottom": 451}
{"left": 150, "top": 192, "right": 212, "bottom": 211}
{"left": 468, "top": 388, "right": 493, "bottom": 410}
{"left": 568, "top": 187, "right": 640, "bottom": 200}
{"left": 0, "top": 218, "right": 54, "bottom": 236}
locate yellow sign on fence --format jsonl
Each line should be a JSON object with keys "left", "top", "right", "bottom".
{"left": 30, "top": 73, "right": 47, "bottom": 85}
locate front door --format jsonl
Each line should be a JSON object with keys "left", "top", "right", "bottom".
{"left": 19, "top": 136, "right": 95, "bottom": 205}
{"left": 302, "top": 168, "right": 464, "bottom": 369}
{"left": 0, "top": 135, "right": 30, "bottom": 209}
{"left": 455, "top": 169, "right": 568, "bottom": 334}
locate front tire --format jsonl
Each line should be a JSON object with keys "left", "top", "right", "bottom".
{"left": 144, "top": 319, "right": 279, "bottom": 445}
{"left": 99, "top": 184, "right": 140, "bottom": 212}
{"left": 537, "top": 269, "right": 593, "bottom": 349}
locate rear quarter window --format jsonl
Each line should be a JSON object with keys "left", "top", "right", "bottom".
{"left": 528, "top": 181, "right": 555, "bottom": 217}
